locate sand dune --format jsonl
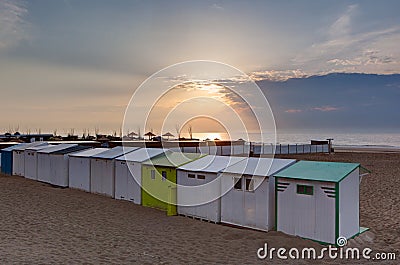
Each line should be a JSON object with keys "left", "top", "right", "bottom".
{"left": 0, "top": 152, "right": 398, "bottom": 264}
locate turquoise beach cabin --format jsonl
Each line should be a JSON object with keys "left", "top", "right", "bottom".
{"left": 274, "top": 161, "right": 369, "bottom": 245}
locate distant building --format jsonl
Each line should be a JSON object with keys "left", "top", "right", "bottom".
{"left": 0, "top": 133, "right": 54, "bottom": 143}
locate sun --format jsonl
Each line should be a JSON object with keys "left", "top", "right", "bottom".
{"left": 206, "top": 133, "right": 221, "bottom": 140}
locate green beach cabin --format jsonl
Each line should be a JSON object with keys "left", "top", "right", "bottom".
{"left": 274, "top": 161, "right": 368, "bottom": 245}
{"left": 142, "top": 152, "right": 204, "bottom": 216}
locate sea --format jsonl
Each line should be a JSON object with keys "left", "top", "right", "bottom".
{"left": 190, "top": 130, "right": 400, "bottom": 148}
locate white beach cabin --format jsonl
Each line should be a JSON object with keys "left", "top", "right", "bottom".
{"left": 177, "top": 155, "right": 246, "bottom": 223}
{"left": 48, "top": 145, "right": 91, "bottom": 187}
{"left": 12, "top": 142, "right": 48, "bottom": 176}
{"left": 115, "top": 148, "right": 166, "bottom": 204}
{"left": 68, "top": 148, "right": 109, "bottom": 192}
{"left": 274, "top": 161, "right": 363, "bottom": 245}
{"left": 37, "top": 144, "right": 80, "bottom": 185}
{"left": 1, "top": 143, "right": 30, "bottom": 175}
{"left": 24, "top": 144, "right": 54, "bottom": 180}
{"left": 90, "top": 146, "right": 139, "bottom": 197}
{"left": 220, "top": 157, "right": 296, "bottom": 231}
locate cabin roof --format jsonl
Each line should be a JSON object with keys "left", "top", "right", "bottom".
{"left": 37, "top": 144, "right": 78, "bottom": 154}
{"left": 273, "top": 160, "right": 360, "bottom": 182}
{"left": 178, "top": 155, "right": 246, "bottom": 173}
{"left": 51, "top": 145, "right": 91, "bottom": 155}
{"left": 223, "top": 157, "right": 297, "bottom": 176}
{"left": 2, "top": 142, "right": 44, "bottom": 152}
{"left": 143, "top": 152, "right": 204, "bottom": 168}
{"left": 68, "top": 148, "right": 109, "bottom": 158}
{"left": 12, "top": 142, "right": 49, "bottom": 151}
{"left": 116, "top": 148, "right": 167, "bottom": 162}
{"left": 90, "top": 146, "right": 139, "bottom": 159}
{"left": 26, "top": 144, "right": 55, "bottom": 151}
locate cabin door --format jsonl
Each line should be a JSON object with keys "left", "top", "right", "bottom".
{"left": 115, "top": 161, "right": 128, "bottom": 200}
{"left": 126, "top": 162, "right": 137, "bottom": 202}
{"left": 166, "top": 168, "right": 177, "bottom": 216}
{"left": 167, "top": 185, "right": 177, "bottom": 216}
{"left": 315, "top": 183, "right": 336, "bottom": 243}
{"left": 294, "top": 183, "right": 316, "bottom": 239}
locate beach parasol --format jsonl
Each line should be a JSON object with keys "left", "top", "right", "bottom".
{"left": 162, "top": 132, "right": 174, "bottom": 140}
{"left": 144, "top": 131, "right": 156, "bottom": 140}
{"left": 127, "top": 132, "right": 138, "bottom": 138}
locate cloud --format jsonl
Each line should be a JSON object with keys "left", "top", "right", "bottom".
{"left": 327, "top": 58, "right": 362, "bottom": 66}
{"left": 248, "top": 5, "right": 400, "bottom": 81}
{"left": 285, "top": 109, "right": 302, "bottom": 113}
{"left": 249, "top": 4, "right": 399, "bottom": 82}
{"left": 363, "top": 50, "right": 395, "bottom": 65}
{"left": 329, "top": 4, "right": 358, "bottom": 38}
{"left": 312, "top": 106, "right": 340, "bottom": 112}
{"left": 170, "top": 81, "right": 248, "bottom": 110}
{"left": 210, "top": 3, "right": 224, "bottom": 11}
{"left": 284, "top": 107, "right": 340, "bottom": 114}
{"left": 295, "top": 26, "right": 400, "bottom": 65}
{"left": 327, "top": 50, "right": 396, "bottom": 67}
{"left": 0, "top": 0, "right": 30, "bottom": 49}
{"left": 250, "top": 69, "right": 310, "bottom": 82}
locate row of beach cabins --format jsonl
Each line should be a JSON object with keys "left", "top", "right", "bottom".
{"left": 0, "top": 142, "right": 367, "bottom": 245}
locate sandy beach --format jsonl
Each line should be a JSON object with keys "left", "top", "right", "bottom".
{"left": 0, "top": 152, "right": 399, "bottom": 264}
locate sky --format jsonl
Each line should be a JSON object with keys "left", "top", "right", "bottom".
{"left": 0, "top": 0, "right": 399, "bottom": 137}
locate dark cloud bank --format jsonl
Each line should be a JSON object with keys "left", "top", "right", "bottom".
{"left": 257, "top": 73, "right": 400, "bottom": 131}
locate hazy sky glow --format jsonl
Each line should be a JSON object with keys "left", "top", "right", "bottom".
{"left": 1, "top": 0, "right": 399, "bottom": 136}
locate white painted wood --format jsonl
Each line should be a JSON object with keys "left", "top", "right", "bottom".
{"left": 68, "top": 148, "right": 108, "bottom": 192}
{"left": 50, "top": 154, "right": 70, "bottom": 187}
{"left": 24, "top": 145, "right": 52, "bottom": 180}
{"left": 315, "top": 182, "right": 336, "bottom": 244}
{"left": 13, "top": 142, "right": 48, "bottom": 176}
{"left": 115, "top": 160, "right": 128, "bottom": 200}
{"left": 114, "top": 148, "right": 165, "bottom": 204}
{"left": 339, "top": 168, "right": 360, "bottom": 239}
{"left": 221, "top": 158, "right": 296, "bottom": 231}
{"left": 90, "top": 147, "right": 139, "bottom": 198}
{"left": 37, "top": 152, "right": 51, "bottom": 183}
{"left": 177, "top": 156, "right": 245, "bottom": 222}
{"left": 12, "top": 150, "right": 25, "bottom": 176}
{"left": 276, "top": 174, "right": 359, "bottom": 245}
{"left": 221, "top": 175, "right": 271, "bottom": 231}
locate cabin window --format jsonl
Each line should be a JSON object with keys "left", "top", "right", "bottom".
{"left": 151, "top": 170, "right": 155, "bottom": 180}
{"left": 188, "top": 174, "right": 195, "bottom": 179}
{"left": 234, "top": 177, "right": 242, "bottom": 190}
{"left": 297, "top": 184, "right": 313, "bottom": 195}
{"left": 197, "top": 174, "right": 206, "bottom": 180}
{"left": 161, "top": 171, "right": 167, "bottom": 181}
{"left": 245, "top": 178, "right": 254, "bottom": 192}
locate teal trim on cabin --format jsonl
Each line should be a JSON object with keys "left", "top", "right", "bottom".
{"left": 335, "top": 182, "right": 340, "bottom": 246}
{"left": 300, "top": 227, "right": 369, "bottom": 246}
{"left": 274, "top": 177, "right": 278, "bottom": 231}
{"left": 360, "top": 166, "right": 371, "bottom": 174}
{"left": 274, "top": 161, "right": 360, "bottom": 183}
